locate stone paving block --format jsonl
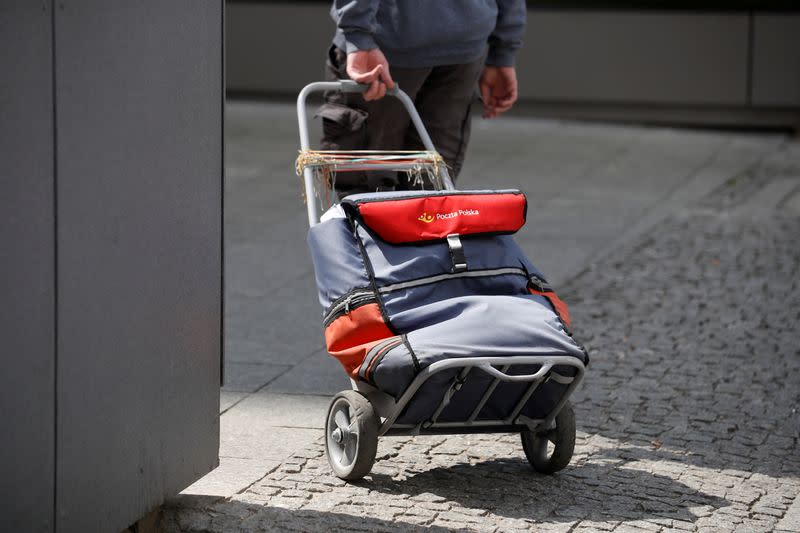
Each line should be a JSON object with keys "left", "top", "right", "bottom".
{"left": 220, "top": 390, "right": 247, "bottom": 413}
{"left": 226, "top": 391, "right": 330, "bottom": 429}
{"left": 180, "top": 456, "right": 280, "bottom": 498}
{"left": 744, "top": 177, "right": 800, "bottom": 211}
{"left": 264, "top": 349, "right": 350, "bottom": 395}
{"left": 224, "top": 281, "right": 324, "bottom": 366}
{"left": 220, "top": 422, "right": 321, "bottom": 462}
{"left": 516, "top": 234, "right": 601, "bottom": 286}
{"left": 222, "top": 362, "right": 291, "bottom": 393}
{"left": 784, "top": 187, "right": 800, "bottom": 213}
{"left": 225, "top": 218, "right": 313, "bottom": 298}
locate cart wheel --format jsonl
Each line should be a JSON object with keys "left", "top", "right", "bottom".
{"left": 521, "top": 401, "right": 576, "bottom": 474}
{"left": 325, "top": 390, "right": 379, "bottom": 481}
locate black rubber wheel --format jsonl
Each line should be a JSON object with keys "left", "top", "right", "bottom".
{"left": 521, "top": 401, "right": 576, "bottom": 474}
{"left": 325, "top": 390, "right": 379, "bottom": 481}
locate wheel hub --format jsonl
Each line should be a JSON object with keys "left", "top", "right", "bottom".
{"left": 332, "top": 427, "right": 343, "bottom": 444}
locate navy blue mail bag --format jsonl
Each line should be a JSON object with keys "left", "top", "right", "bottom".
{"left": 307, "top": 189, "right": 588, "bottom": 424}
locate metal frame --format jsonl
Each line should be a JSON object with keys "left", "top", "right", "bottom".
{"left": 352, "top": 356, "right": 585, "bottom": 437}
{"left": 296, "top": 80, "right": 454, "bottom": 227}
{"left": 297, "top": 81, "right": 585, "bottom": 441}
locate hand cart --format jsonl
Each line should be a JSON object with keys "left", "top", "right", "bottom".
{"left": 297, "top": 80, "right": 587, "bottom": 480}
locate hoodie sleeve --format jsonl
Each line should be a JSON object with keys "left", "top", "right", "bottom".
{"left": 331, "top": 0, "right": 380, "bottom": 53}
{"left": 487, "top": 0, "right": 527, "bottom": 67}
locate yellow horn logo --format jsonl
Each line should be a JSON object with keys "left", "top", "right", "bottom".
{"left": 418, "top": 212, "right": 435, "bottom": 224}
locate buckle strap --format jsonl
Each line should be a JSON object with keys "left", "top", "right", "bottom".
{"left": 446, "top": 234, "right": 468, "bottom": 273}
{"left": 528, "top": 274, "right": 552, "bottom": 292}
{"left": 528, "top": 275, "right": 572, "bottom": 330}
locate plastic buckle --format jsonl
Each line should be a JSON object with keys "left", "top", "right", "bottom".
{"left": 446, "top": 234, "right": 467, "bottom": 273}
{"left": 529, "top": 275, "right": 550, "bottom": 292}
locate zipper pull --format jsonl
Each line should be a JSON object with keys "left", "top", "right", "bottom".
{"left": 344, "top": 296, "right": 351, "bottom": 314}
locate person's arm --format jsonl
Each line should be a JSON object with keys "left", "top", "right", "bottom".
{"left": 487, "top": 0, "right": 526, "bottom": 68}
{"left": 332, "top": 0, "right": 379, "bottom": 54}
{"left": 331, "top": 0, "right": 394, "bottom": 100}
{"left": 481, "top": 0, "right": 526, "bottom": 118}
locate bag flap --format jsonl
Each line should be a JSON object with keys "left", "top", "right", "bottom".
{"left": 342, "top": 190, "right": 527, "bottom": 243}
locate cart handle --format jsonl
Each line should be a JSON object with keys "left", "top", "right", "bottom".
{"left": 297, "top": 80, "right": 439, "bottom": 153}
{"left": 340, "top": 79, "right": 399, "bottom": 96}
{"left": 296, "top": 80, "right": 454, "bottom": 227}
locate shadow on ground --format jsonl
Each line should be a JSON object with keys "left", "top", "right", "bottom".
{"left": 163, "top": 495, "right": 452, "bottom": 532}
{"left": 363, "top": 459, "right": 727, "bottom": 523}
{"left": 164, "top": 457, "right": 728, "bottom": 532}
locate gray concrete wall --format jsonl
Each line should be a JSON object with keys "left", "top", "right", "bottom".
{"left": 0, "top": 2, "right": 56, "bottom": 531}
{"left": 54, "top": 2, "right": 223, "bottom": 531}
{"left": 227, "top": 1, "right": 330, "bottom": 93}
{"left": 518, "top": 11, "right": 749, "bottom": 105}
{"left": 752, "top": 14, "right": 800, "bottom": 107}
{"left": 225, "top": 2, "right": 800, "bottom": 127}
{"left": 0, "top": 2, "right": 223, "bottom": 531}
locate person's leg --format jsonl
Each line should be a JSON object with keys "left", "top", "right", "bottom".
{"left": 401, "top": 59, "right": 484, "bottom": 188}
{"left": 319, "top": 46, "right": 430, "bottom": 196}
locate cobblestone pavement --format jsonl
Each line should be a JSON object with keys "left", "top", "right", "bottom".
{"left": 164, "top": 142, "right": 800, "bottom": 531}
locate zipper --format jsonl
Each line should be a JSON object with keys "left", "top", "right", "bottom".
{"left": 324, "top": 268, "right": 527, "bottom": 326}
{"left": 322, "top": 289, "right": 376, "bottom": 327}
{"left": 343, "top": 189, "right": 523, "bottom": 206}
{"left": 376, "top": 267, "right": 528, "bottom": 295}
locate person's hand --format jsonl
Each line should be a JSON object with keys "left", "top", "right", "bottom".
{"left": 346, "top": 48, "right": 395, "bottom": 101}
{"left": 479, "top": 66, "right": 518, "bottom": 119}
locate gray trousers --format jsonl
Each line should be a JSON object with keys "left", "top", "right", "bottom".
{"left": 319, "top": 46, "right": 483, "bottom": 197}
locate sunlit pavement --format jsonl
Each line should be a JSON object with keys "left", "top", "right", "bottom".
{"left": 167, "top": 101, "right": 799, "bottom": 531}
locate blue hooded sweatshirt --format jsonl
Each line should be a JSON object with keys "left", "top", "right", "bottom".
{"left": 331, "top": 0, "right": 526, "bottom": 68}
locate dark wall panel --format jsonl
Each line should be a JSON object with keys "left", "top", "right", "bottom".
{"left": 752, "top": 14, "right": 800, "bottom": 107}
{"left": 227, "top": 5, "right": 753, "bottom": 108}
{"left": 54, "top": 2, "right": 222, "bottom": 531}
{"left": 519, "top": 11, "right": 749, "bottom": 105}
{"left": 0, "top": 2, "right": 55, "bottom": 532}
{"left": 227, "top": 1, "right": 331, "bottom": 93}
